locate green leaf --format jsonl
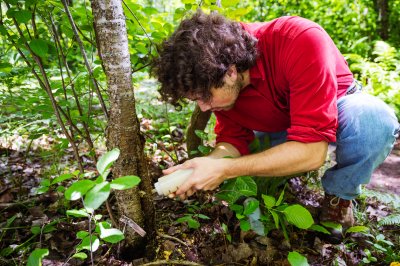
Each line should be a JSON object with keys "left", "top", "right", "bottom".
{"left": 77, "top": 235, "right": 100, "bottom": 252}
{"left": 309, "top": 224, "right": 331, "bottom": 235}
{"left": 51, "top": 173, "right": 74, "bottom": 185}
{"left": 65, "top": 180, "right": 95, "bottom": 201}
{"left": 29, "top": 39, "right": 48, "bottom": 58}
{"left": 217, "top": 176, "right": 257, "bottom": 204}
{"left": 276, "top": 187, "right": 285, "bottom": 206}
{"left": 194, "top": 130, "right": 208, "bottom": 140}
{"left": 240, "top": 220, "right": 251, "bottom": 231}
{"left": 270, "top": 210, "right": 280, "bottom": 229}
{"left": 345, "top": 225, "right": 370, "bottom": 234}
{"left": 72, "top": 252, "right": 87, "bottom": 260}
{"left": 66, "top": 209, "right": 89, "bottom": 218}
{"left": 96, "top": 148, "right": 120, "bottom": 179}
{"left": 320, "top": 221, "right": 343, "bottom": 232}
{"left": 15, "top": 10, "right": 32, "bottom": 24}
{"left": 76, "top": 231, "right": 89, "bottom": 239}
{"left": 262, "top": 194, "right": 276, "bottom": 209}
{"left": 110, "top": 175, "right": 141, "bottom": 190}
{"left": 176, "top": 216, "right": 200, "bottom": 229}
{"left": 288, "top": 251, "right": 309, "bottom": 266}
{"left": 243, "top": 199, "right": 259, "bottom": 215}
{"left": 221, "top": 0, "right": 240, "bottom": 7}
{"left": 27, "top": 249, "right": 49, "bottom": 266}
{"left": 84, "top": 182, "right": 110, "bottom": 210}
{"left": 98, "top": 223, "right": 124, "bottom": 243}
{"left": 283, "top": 205, "right": 314, "bottom": 229}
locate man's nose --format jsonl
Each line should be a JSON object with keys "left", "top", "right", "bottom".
{"left": 197, "top": 101, "right": 211, "bottom": 112}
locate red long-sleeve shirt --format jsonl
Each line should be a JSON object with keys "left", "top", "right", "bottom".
{"left": 214, "top": 16, "right": 354, "bottom": 155}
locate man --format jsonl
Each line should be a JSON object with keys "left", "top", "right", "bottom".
{"left": 152, "top": 10, "right": 399, "bottom": 232}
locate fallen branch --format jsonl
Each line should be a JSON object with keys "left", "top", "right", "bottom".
{"left": 156, "top": 231, "right": 188, "bottom": 247}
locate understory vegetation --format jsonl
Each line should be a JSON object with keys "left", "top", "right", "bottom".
{"left": 0, "top": 0, "right": 399, "bottom": 265}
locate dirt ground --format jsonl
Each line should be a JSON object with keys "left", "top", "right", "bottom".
{"left": 367, "top": 138, "right": 400, "bottom": 194}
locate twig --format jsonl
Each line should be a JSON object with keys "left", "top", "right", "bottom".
{"left": 105, "top": 200, "right": 118, "bottom": 228}
{"left": 141, "top": 131, "right": 178, "bottom": 164}
{"left": 119, "top": 215, "right": 146, "bottom": 237}
{"left": 141, "top": 260, "right": 204, "bottom": 266}
{"left": 61, "top": 0, "right": 109, "bottom": 120}
{"left": 156, "top": 231, "right": 188, "bottom": 246}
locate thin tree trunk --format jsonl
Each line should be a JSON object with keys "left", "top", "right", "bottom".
{"left": 90, "top": 0, "right": 155, "bottom": 252}
{"left": 186, "top": 105, "right": 211, "bottom": 158}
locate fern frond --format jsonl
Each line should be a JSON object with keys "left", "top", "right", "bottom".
{"left": 379, "top": 213, "right": 400, "bottom": 226}
{"left": 362, "top": 189, "right": 400, "bottom": 209}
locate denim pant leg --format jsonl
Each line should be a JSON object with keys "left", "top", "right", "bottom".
{"left": 321, "top": 93, "right": 399, "bottom": 200}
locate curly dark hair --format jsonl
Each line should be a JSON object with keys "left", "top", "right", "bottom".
{"left": 152, "top": 9, "right": 258, "bottom": 106}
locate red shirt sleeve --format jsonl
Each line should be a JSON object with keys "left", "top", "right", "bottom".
{"left": 285, "top": 27, "right": 339, "bottom": 143}
{"left": 214, "top": 112, "right": 255, "bottom": 155}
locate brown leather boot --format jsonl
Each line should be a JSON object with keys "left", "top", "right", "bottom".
{"left": 319, "top": 194, "right": 355, "bottom": 242}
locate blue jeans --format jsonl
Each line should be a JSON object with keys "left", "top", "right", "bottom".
{"left": 255, "top": 92, "right": 399, "bottom": 200}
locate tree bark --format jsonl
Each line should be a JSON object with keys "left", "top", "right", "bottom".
{"left": 186, "top": 105, "right": 211, "bottom": 158}
{"left": 374, "top": 0, "right": 389, "bottom": 40}
{"left": 90, "top": 0, "right": 155, "bottom": 252}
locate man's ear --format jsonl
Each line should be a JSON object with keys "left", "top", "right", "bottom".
{"left": 223, "top": 65, "right": 237, "bottom": 86}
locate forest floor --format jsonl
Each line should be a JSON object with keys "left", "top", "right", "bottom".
{"left": 0, "top": 134, "right": 399, "bottom": 266}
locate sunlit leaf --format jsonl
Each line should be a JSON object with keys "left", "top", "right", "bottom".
{"left": 110, "top": 175, "right": 141, "bottom": 190}
{"left": 96, "top": 148, "right": 120, "bottom": 179}
{"left": 65, "top": 180, "right": 95, "bottom": 201}
{"left": 288, "top": 251, "right": 309, "bottom": 266}
{"left": 29, "top": 39, "right": 48, "bottom": 58}
{"left": 27, "top": 249, "right": 49, "bottom": 266}
{"left": 84, "top": 182, "right": 110, "bottom": 210}
{"left": 283, "top": 205, "right": 314, "bottom": 229}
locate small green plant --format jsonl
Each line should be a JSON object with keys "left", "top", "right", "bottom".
{"left": 288, "top": 251, "right": 309, "bottom": 266}
{"left": 216, "top": 176, "right": 314, "bottom": 240}
{"left": 362, "top": 233, "right": 400, "bottom": 264}
{"left": 175, "top": 203, "right": 210, "bottom": 229}
{"left": 28, "top": 148, "right": 141, "bottom": 265}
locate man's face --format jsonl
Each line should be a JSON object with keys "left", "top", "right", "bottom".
{"left": 192, "top": 69, "right": 244, "bottom": 112}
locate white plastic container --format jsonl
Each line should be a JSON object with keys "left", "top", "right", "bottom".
{"left": 154, "top": 168, "right": 194, "bottom": 196}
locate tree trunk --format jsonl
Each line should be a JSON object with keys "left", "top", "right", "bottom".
{"left": 186, "top": 104, "right": 211, "bottom": 158}
{"left": 374, "top": 0, "right": 389, "bottom": 40}
{"left": 90, "top": 0, "right": 155, "bottom": 253}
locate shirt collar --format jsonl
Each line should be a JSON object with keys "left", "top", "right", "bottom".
{"left": 249, "top": 54, "right": 266, "bottom": 85}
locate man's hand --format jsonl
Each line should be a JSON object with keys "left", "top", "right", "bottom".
{"left": 163, "top": 157, "right": 231, "bottom": 200}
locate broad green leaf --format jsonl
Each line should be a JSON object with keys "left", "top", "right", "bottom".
{"left": 29, "top": 39, "right": 48, "bottom": 58}
{"left": 236, "top": 176, "right": 257, "bottom": 196}
{"left": 229, "top": 204, "right": 243, "bottom": 214}
{"left": 243, "top": 199, "right": 259, "bottom": 215}
{"left": 65, "top": 180, "right": 95, "bottom": 200}
{"left": 76, "top": 231, "right": 89, "bottom": 239}
{"left": 221, "top": 0, "right": 240, "bottom": 7}
{"left": 110, "top": 175, "right": 140, "bottom": 190}
{"left": 262, "top": 194, "right": 276, "bottom": 209}
{"left": 309, "top": 224, "right": 330, "bottom": 235}
{"left": 320, "top": 221, "right": 342, "bottom": 232}
{"left": 77, "top": 235, "right": 100, "bottom": 252}
{"left": 66, "top": 209, "right": 89, "bottom": 218}
{"left": 51, "top": 173, "right": 74, "bottom": 185}
{"left": 84, "top": 182, "right": 110, "bottom": 210}
{"left": 96, "top": 148, "right": 120, "bottom": 179}
{"left": 72, "top": 252, "right": 87, "bottom": 260}
{"left": 194, "top": 214, "right": 210, "bottom": 220}
{"left": 98, "top": 223, "right": 124, "bottom": 243}
{"left": 345, "top": 225, "right": 370, "bottom": 234}
{"left": 15, "top": 10, "right": 32, "bottom": 24}
{"left": 288, "top": 251, "right": 309, "bottom": 266}
{"left": 283, "top": 205, "right": 314, "bottom": 229}
{"left": 240, "top": 220, "right": 251, "bottom": 231}
{"left": 27, "top": 249, "right": 49, "bottom": 266}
